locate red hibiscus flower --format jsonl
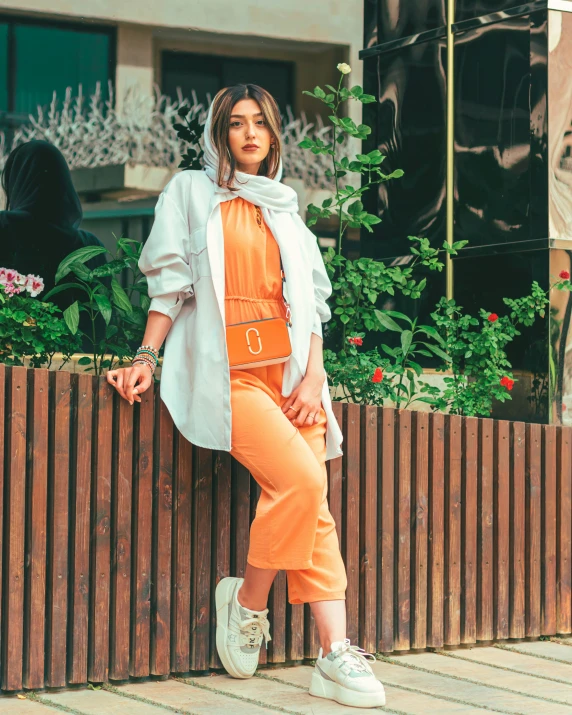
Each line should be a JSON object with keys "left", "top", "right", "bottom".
{"left": 560, "top": 270, "right": 570, "bottom": 280}
{"left": 500, "top": 376, "right": 514, "bottom": 391}
{"left": 372, "top": 368, "right": 383, "bottom": 383}
{"left": 488, "top": 313, "right": 499, "bottom": 323}
{"left": 348, "top": 336, "right": 363, "bottom": 346}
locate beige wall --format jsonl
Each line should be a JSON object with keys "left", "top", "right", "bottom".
{"left": 0, "top": 1, "right": 363, "bottom": 121}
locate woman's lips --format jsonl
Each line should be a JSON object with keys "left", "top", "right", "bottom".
{"left": 242, "top": 146, "right": 259, "bottom": 151}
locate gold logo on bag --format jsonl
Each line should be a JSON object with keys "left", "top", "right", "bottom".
{"left": 246, "top": 328, "right": 263, "bottom": 355}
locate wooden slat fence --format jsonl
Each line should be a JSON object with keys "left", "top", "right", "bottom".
{"left": 0, "top": 363, "right": 570, "bottom": 690}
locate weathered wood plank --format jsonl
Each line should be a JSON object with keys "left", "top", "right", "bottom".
{"left": 478, "top": 418, "right": 494, "bottom": 642}
{"left": 543, "top": 425, "right": 557, "bottom": 635}
{"left": 510, "top": 421, "right": 526, "bottom": 639}
{"left": 462, "top": 417, "right": 478, "bottom": 645}
{"left": 427, "top": 412, "right": 445, "bottom": 649}
{"left": 23, "top": 369, "right": 49, "bottom": 689}
{"left": 395, "top": 409, "right": 411, "bottom": 651}
{"left": 526, "top": 422, "right": 542, "bottom": 638}
{"left": 343, "top": 403, "right": 360, "bottom": 647}
{"left": 130, "top": 383, "right": 154, "bottom": 677}
{"left": 494, "top": 420, "right": 510, "bottom": 640}
{"left": 445, "top": 415, "right": 462, "bottom": 646}
{"left": 379, "top": 408, "right": 395, "bottom": 653}
{"left": 359, "top": 404, "right": 378, "bottom": 654}
{"left": 557, "top": 426, "right": 572, "bottom": 634}
{"left": 67, "top": 373, "right": 92, "bottom": 685}
{"left": 412, "top": 412, "right": 429, "bottom": 651}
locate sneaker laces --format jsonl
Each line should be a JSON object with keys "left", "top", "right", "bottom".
{"left": 331, "top": 639, "right": 376, "bottom": 675}
{"left": 238, "top": 614, "right": 272, "bottom": 650}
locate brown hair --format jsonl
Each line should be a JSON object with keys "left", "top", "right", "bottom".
{"left": 209, "top": 84, "right": 282, "bottom": 188}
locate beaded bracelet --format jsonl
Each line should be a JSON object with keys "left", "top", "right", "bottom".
{"left": 132, "top": 356, "right": 156, "bottom": 375}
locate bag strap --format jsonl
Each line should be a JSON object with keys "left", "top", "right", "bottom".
{"left": 280, "top": 253, "right": 292, "bottom": 327}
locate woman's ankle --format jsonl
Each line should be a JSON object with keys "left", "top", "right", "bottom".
{"left": 237, "top": 584, "right": 268, "bottom": 612}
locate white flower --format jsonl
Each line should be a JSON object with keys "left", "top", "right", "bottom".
{"left": 337, "top": 63, "right": 351, "bottom": 75}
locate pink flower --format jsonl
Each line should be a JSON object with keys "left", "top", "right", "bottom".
{"left": 25, "top": 274, "right": 44, "bottom": 297}
{"left": 0, "top": 267, "right": 7, "bottom": 283}
{"left": 4, "top": 268, "right": 18, "bottom": 283}
{"left": 372, "top": 367, "right": 383, "bottom": 383}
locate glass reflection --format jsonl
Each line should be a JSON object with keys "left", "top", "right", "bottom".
{"left": 361, "top": 39, "right": 447, "bottom": 261}
{"left": 455, "top": 0, "right": 528, "bottom": 23}
{"left": 375, "top": 0, "right": 446, "bottom": 45}
{"left": 454, "top": 16, "right": 537, "bottom": 248}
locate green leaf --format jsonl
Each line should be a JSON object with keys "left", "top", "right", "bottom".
{"left": 314, "top": 86, "right": 326, "bottom": 99}
{"left": 401, "top": 330, "right": 413, "bottom": 354}
{"left": 350, "top": 85, "right": 364, "bottom": 97}
{"left": 422, "top": 342, "right": 452, "bottom": 363}
{"left": 359, "top": 94, "right": 376, "bottom": 104}
{"left": 55, "top": 246, "right": 108, "bottom": 283}
{"left": 63, "top": 301, "right": 80, "bottom": 335}
{"left": 94, "top": 293, "right": 112, "bottom": 324}
{"left": 408, "top": 360, "right": 423, "bottom": 377}
{"left": 417, "top": 325, "right": 446, "bottom": 347}
{"left": 110, "top": 278, "right": 133, "bottom": 313}
{"left": 42, "top": 282, "right": 87, "bottom": 301}
{"left": 77, "top": 356, "right": 92, "bottom": 365}
{"left": 375, "top": 310, "right": 403, "bottom": 332}
{"left": 384, "top": 310, "right": 412, "bottom": 324}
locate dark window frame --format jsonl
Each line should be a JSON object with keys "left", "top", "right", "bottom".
{"left": 161, "top": 49, "right": 296, "bottom": 112}
{"left": 0, "top": 12, "right": 116, "bottom": 127}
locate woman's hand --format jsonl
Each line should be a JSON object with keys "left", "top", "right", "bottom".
{"left": 281, "top": 370, "right": 325, "bottom": 427}
{"left": 106, "top": 364, "right": 153, "bottom": 405}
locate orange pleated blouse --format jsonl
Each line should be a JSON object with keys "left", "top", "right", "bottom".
{"left": 221, "top": 196, "right": 288, "bottom": 326}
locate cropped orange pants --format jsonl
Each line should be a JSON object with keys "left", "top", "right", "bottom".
{"left": 229, "top": 361, "right": 347, "bottom": 605}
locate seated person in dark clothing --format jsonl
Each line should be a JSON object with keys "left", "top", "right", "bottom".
{"left": 0, "top": 140, "right": 109, "bottom": 354}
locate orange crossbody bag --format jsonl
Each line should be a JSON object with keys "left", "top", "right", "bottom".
{"left": 226, "top": 207, "right": 293, "bottom": 370}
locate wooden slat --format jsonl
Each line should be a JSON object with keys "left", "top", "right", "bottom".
{"left": 395, "top": 409, "right": 411, "bottom": 651}
{"left": 359, "top": 405, "right": 378, "bottom": 653}
{"left": 477, "top": 418, "right": 494, "bottom": 642}
{"left": 23, "top": 369, "right": 49, "bottom": 689}
{"left": 462, "top": 417, "right": 478, "bottom": 645}
{"left": 379, "top": 408, "right": 395, "bottom": 653}
{"left": 150, "top": 395, "right": 174, "bottom": 675}
{"left": 543, "top": 425, "right": 557, "bottom": 634}
{"left": 494, "top": 420, "right": 510, "bottom": 640}
{"left": 46, "top": 370, "right": 71, "bottom": 687}
{"left": 0, "top": 366, "right": 5, "bottom": 683}
{"left": 510, "top": 421, "right": 526, "bottom": 639}
{"left": 445, "top": 415, "right": 461, "bottom": 646}
{"left": 343, "top": 403, "right": 360, "bottom": 647}
{"left": 329, "top": 402, "right": 344, "bottom": 542}
{"left": 67, "top": 373, "right": 92, "bottom": 685}
{"left": 427, "top": 412, "right": 445, "bottom": 649}
{"left": 190, "top": 447, "right": 212, "bottom": 671}
{"left": 1, "top": 367, "right": 27, "bottom": 691}
{"left": 210, "top": 450, "right": 231, "bottom": 669}
{"left": 557, "top": 426, "right": 572, "bottom": 634}
{"left": 526, "top": 422, "right": 542, "bottom": 637}
{"left": 172, "top": 433, "right": 192, "bottom": 673}
{"left": 232, "top": 461, "right": 251, "bottom": 578}
{"left": 89, "top": 378, "right": 112, "bottom": 682}
{"left": 268, "top": 571, "right": 286, "bottom": 663}
{"left": 411, "top": 412, "right": 429, "bottom": 651}
{"left": 130, "top": 384, "right": 154, "bottom": 677}
{"left": 109, "top": 393, "right": 133, "bottom": 680}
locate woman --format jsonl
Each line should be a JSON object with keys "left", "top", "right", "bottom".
{"left": 0, "top": 141, "right": 108, "bottom": 351}
{"left": 106, "top": 84, "right": 386, "bottom": 709}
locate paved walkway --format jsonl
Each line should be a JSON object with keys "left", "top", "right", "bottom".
{"left": 4, "top": 639, "right": 572, "bottom": 713}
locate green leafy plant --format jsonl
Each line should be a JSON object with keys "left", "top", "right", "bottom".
{"left": 173, "top": 105, "right": 205, "bottom": 170}
{"left": 43, "top": 238, "right": 150, "bottom": 375}
{"left": 0, "top": 272, "right": 81, "bottom": 368}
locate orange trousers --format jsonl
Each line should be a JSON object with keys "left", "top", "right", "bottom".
{"left": 229, "top": 361, "right": 347, "bottom": 605}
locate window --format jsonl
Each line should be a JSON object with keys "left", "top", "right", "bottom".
{"left": 0, "top": 16, "right": 114, "bottom": 131}
{"left": 161, "top": 51, "right": 294, "bottom": 114}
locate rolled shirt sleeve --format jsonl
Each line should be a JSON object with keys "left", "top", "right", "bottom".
{"left": 311, "top": 238, "right": 332, "bottom": 339}
{"left": 138, "top": 188, "right": 195, "bottom": 323}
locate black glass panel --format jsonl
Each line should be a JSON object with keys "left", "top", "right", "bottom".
{"left": 374, "top": 0, "right": 446, "bottom": 45}
{"left": 162, "top": 52, "right": 294, "bottom": 113}
{"left": 364, "top": 0, "right": 378, "bottom": 49}
{"left": 455, "top": 0, "right": 529, "bottom": 23}
{"left": 454, "top": 16, "right": 541, "bottom": 249}
{"left": 453, "top": 248, "right": 550, "bottom": 422}
{"left": 361, "top": 39, "right": 447, "bottom": 261}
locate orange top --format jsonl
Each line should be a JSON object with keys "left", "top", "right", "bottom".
{"left": 221, "top": 196, "right": 288, "bottom": 326}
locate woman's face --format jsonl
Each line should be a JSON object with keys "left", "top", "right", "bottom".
{"left": 227, "top": 98, "right": 273, "bottom": 175}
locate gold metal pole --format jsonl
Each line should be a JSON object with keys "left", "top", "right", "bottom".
{"left": 446, "top": 0, "right": 455, "bottom": 300}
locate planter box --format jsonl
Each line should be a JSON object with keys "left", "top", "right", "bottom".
{"left": 0, "top": 362, "right": 566, "bottom": 691}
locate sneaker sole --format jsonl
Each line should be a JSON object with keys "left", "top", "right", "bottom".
{"left": 309, "top": 670, "right": 386, "bottom": 708}
{"left": 215, "top": 577, "right": 256, "bottom": 679}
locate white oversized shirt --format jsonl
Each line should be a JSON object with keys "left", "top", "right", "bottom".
{"left": 137, "top": 169, "right": 344, "bottom": 460}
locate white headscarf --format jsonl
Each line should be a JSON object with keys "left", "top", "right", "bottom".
{"left": 200, "top": 99, "right": 316, "bottom": 390}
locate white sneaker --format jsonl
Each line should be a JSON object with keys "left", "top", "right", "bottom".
{"left": 309, "top": 639, "right": 386, "bottom": 708}
{"left": 215, "top": 576, "right": 272, "bottom": 679}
